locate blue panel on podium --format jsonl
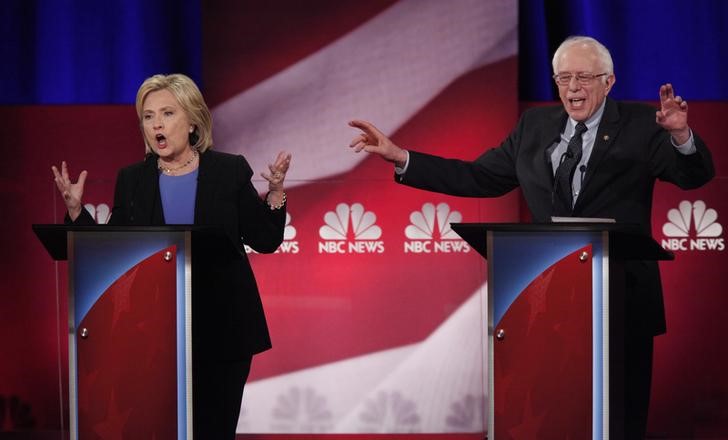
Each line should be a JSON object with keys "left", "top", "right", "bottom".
{"left": 69, "top": 230, "right": 191, "bottom": 440}
{"left": 489, "top": 230, "right": 606, "bottom": 439}
{"left": 490, "top": 231, "right": 604, "bottom": 326}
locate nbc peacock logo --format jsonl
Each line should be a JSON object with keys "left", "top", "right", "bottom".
{"left": 661, "top": 200, "right": 724, "bottom": 251}
{"left": 84, "top": 203, "right": 111, "bottom": 224}
{"left": 318, "top": 203, "right": 384, "bottom": 254}
{"left": 404, "top": 203, "right": 470, "bottom": 253}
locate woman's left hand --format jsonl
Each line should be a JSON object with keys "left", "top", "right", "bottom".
{"left": 261, "top": 151, "right": 292, "bottom": 191}
{"left": 262, "top": 151, "right": 291, "bottom": 207}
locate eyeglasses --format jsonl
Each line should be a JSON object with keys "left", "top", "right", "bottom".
{"left": 553, "top": 72, "right": 608, "bottom": 86}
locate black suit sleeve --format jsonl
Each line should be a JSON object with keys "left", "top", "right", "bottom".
{"left": 650, "top": 130, "right": 714, "bottom": 189}
{"left": 106, "top": 167, "right": 131, "bottom": 226}
{"left": 65, "top": 206, "right": 96, "bottom": 225}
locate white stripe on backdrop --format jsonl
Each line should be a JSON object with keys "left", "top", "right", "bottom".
{"left": 213, "top": 0, "right": 517, "bottom": 185}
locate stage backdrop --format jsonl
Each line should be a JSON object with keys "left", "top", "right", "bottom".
{"left": 1, "top": 0, "right": 727, "bottom": 438}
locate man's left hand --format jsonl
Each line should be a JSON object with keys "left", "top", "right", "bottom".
{"left": 656, "top": 83, "right": 690, "bottom": 144}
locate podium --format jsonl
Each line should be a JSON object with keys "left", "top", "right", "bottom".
{"left": 450, "top": 223, "right": 672, "bottom": 440}
{"left": 33, "top": 225, "right": 240, "bottom": 440}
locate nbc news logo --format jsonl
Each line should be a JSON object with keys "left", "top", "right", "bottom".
{"left": 404, "top": 203, "right": 471, "bottom": 253}
{"left": 661, "top": 200, "right": 724, "bottom": 252}
{"left": 318, "top": 203, "right": 384, "bottom": 254}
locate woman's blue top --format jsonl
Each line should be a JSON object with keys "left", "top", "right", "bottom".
{"left": 159, "top": 169, "right": 198, "bottom": 224}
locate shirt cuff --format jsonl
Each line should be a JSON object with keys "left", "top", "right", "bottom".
{"left": 671, "top": 129, "right": 696, "bottom": 155}
{"left": 394, "top": 150, "right": 411, "bottom": 175}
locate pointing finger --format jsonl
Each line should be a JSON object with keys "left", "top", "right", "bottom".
{"left": 349, "top": 119, "right": 385, "bottom": 139}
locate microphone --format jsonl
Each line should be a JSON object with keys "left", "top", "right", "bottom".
{"left": 579, "top": 164, "right": 587, "bottom": 187}
{"left": 557, "top": 151, "right": 570, "bottom": 167}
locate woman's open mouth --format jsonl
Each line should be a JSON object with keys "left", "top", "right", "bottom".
{"left": 156, "top": 133, "right": 167, "bottom": 148}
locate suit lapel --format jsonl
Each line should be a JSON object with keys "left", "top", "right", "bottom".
{"left": 539, "top": 107, "right": 568, "bottom": 186}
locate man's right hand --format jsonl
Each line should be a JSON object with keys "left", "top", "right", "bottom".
{"left": 51, "top": 161, "right": 87, "bottom": 221}
{"left": 348, "top": 120, "right": 408, "bottom": 168}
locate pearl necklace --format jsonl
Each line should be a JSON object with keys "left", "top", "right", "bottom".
{"left": 158, "top": 150, "right": 198, "bottom": 175}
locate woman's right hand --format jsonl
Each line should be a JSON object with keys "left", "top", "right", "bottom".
{"left": 51, "top": 161, "right": 87, "bottom": 221}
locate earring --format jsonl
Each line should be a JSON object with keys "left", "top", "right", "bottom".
{"left": 189, "top": 127, "right": 194, "bottom": 133}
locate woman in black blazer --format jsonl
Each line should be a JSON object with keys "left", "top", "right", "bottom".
{"left": 52, "top": 73, "right": 291, "bottom": 439}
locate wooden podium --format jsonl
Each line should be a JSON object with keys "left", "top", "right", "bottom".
{"left": 33, "top": 225, "right": 240, "bottom": 440}
{"left": 451, "top": 223, "right": 672, "bottom": 440}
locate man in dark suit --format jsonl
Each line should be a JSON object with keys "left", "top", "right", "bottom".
{"left": 349, "top": 36, "right": 714, "bottom": 438}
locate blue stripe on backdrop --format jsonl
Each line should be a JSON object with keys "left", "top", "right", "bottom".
{"left": 519, "top": 0, "right": 728, "bottom": 101}
{"left": 1, "top": 0, "right": 201, "bottom": 104}
{"left": 2, "top": 0, "right": 727, "bottom": 103}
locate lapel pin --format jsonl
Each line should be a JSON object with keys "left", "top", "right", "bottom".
{"left": 603, "top": 135, "right": 610, "bottom": 141}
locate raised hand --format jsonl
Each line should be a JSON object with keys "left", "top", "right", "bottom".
{"left": 51, "top": 161, "right": 87, "bottom": 221}
{"left": 261, "top": 151, "right": 291, "bottom": 208}
{"left": 656, "top": 83, "right": 690, "bottom": 144}
{"left": 348, "top": 120, "right": 408, "bottom": 167}
{"left": 261, "top": 151, "right": 292, "bottom": 191}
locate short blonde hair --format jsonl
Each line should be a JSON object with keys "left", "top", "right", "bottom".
{"left": 135, "top": 73, "right": 214, "bottom": 153}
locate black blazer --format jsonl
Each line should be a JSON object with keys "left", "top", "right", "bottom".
{"left": 398, "top": 98, "right": 714, "bottom": 335}
{"left": 72, "top": 149, "right": 285, "bottom": 359}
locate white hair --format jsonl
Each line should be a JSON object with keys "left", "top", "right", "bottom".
{"left": 552, "top": 36, "right": 614, "bottom": 76}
